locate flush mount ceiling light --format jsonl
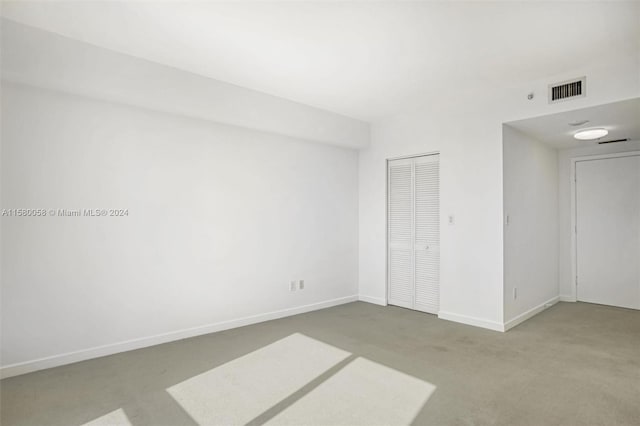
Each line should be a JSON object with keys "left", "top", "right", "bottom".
{"left": 574, "top": 128, "right": 608, "bottom": 140}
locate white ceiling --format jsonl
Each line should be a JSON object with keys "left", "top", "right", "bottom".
{"left": 2, "top": 1, "right": 639, "bottom": 121}
{"left": 506, "top": 97, "right": 640, "bottom": 150}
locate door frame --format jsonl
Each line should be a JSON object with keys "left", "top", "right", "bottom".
{"left": 385, "top": 151, "right": 440, "bottom": 307}
{"left": 569, "top": 150, "right": 640, "bottom": 302}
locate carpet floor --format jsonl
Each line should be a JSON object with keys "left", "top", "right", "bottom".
{"left": 1, "top": 301, "right": 639, "bottom": 425}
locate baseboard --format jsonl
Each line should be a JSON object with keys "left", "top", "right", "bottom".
{"left": 358, "top": 295, "right": 387, "bottom": 306}
{"left": 0, "top": 295, "right": 358, "bottom": 379}
{"left": 559, "top": 295, "right": 576, "bottom": 302}
{"left": 438, "top": 311, "right": 505, "bottom": 332}
{"left": 503, "top": 295, "right": 560, "bottom": 331}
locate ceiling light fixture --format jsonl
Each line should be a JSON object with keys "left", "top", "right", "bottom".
{"left": 574, "top": 128, "right": 608, "bottom": 140}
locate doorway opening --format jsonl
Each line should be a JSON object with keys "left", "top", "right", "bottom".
{"left": 502, "top": 97, "right": 640, "bottom": 328}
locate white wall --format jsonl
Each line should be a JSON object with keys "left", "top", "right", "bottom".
{"left": 0, "top": 21, "right": 367, "bottom": 377}
{"left": 502, "top": 126, "right": 559, "bottom": 327}
{"left": 558, "top": 140, "right": 640, "bottom": 300}
{"left": 359, "top": 53, "right": 640, "bottom": 330}
{"left": 0, "top": 82, "right": 359, "bottom": 374}
{"left": 360, "top": 107, "right": 506, "bottom": 330}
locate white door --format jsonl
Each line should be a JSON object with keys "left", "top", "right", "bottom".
{"left": 576, "top": 154, "right": 640, "bottom": 310}
{"left": 388, "top": 154, "right": 440, "bottom": 314}
{"left": 388, "top": 158, "right": 414, "bottom": 309}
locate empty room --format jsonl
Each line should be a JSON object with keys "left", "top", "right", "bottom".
{"left": 1, "top": 1, "right": 639, "bottom": 425}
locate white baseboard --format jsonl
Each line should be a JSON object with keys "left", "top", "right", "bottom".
{"left": 503, "top": 295, "right": 560, "bottom": 331}
{"left": 358, "top": 295, "right": 387, "bottom": 306}
{"left": 438, "top": 311, "right": 505, "bottom": 332}
{"left": 0, "top": 295, "right": 358, "bottom": 379}
{"left": 559, "top": 295, "right": 576, "bottom": 302}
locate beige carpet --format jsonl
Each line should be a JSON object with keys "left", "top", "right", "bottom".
{"left": 1, "top": 301, "right": 639, "bottom": 425}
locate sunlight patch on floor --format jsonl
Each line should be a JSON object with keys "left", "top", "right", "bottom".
{"left": 265, "top": 357, "right": 436, "bottom": 426}
{"left": 82, "top": 408, "right": 132, "bottom": 426}
{"left": 166, "top": 333, "right": 351, "bottom": 425}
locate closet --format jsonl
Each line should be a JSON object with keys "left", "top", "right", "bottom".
{"left": 387, "top": 154, "right": 440, "bottom": 314}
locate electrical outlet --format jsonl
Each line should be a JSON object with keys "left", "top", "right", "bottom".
{"left": 299, "top": 280, "right": 305, "bottom": 290}
{"left": 513, "top": 287, "right": 517, "bottom": 300}
{"left": 290, "top": 281, "right": 297, "bottom": 292}
{"left": 448, "top": 215, "right": 455, "bottom": 225}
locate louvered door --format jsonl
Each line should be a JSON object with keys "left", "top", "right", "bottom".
{"left": 387, "top": 158, "right": 414, "bottom": 309}
{"left": 387, "top": 154, "right": 440, "bottom": 314}
{"left": 413, "top": 155, "right": 440, "bottom": 313}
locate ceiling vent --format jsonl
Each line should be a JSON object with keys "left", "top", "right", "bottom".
{"left": 548, "top": 77, "right": 586, "bottom": 104}
{"left": 598, "top": 138, "right": 628, "bottom": 145}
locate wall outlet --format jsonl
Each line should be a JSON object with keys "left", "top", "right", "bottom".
{"left": 299, "top": 280, "right": 305, "bottom": 290}
{"left": 448, "top": 215, "right": 455, "bottom": 225}
{"left": 513, "top": 287, "right": 517, "bottom": 300}
{"left": 290, "top": 281, "right": 297, "bottom": 292}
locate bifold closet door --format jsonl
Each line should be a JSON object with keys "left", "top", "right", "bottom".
{"left": 387, "top": 154, "right": 440, "bottom": 314}
{"left": 413, "top": 155, "right": 440, "bottom": 314}
{"left": 387, "top": 158, "right": 414, "bottom": 309}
